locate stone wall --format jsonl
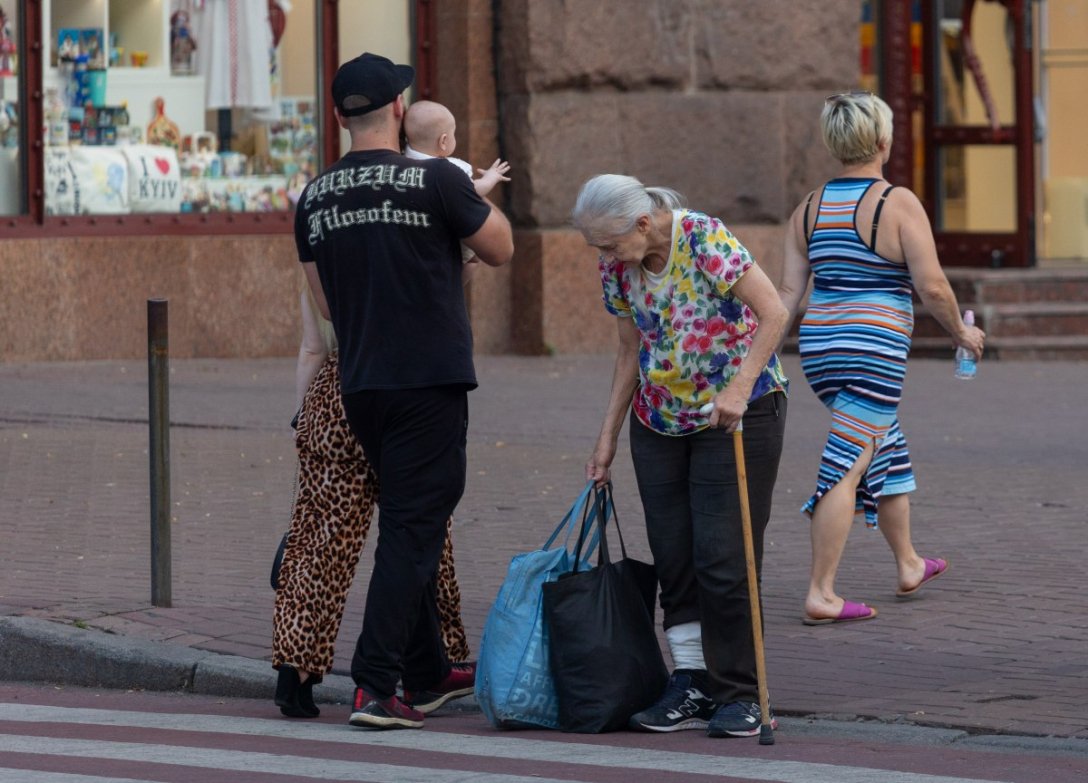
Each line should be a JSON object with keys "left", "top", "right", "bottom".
{"left": 435, "top": 0, "right": 515, "bottom": 355}
{"left": 0, "top": 236, "right": 299, "bottom": 361}
{"left": 492, "top": 0, "right": 859, "bottom": 353}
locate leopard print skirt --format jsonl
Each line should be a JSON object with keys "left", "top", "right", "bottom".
{"left": 272, "top": 353, "right": 470, "bottom": 675}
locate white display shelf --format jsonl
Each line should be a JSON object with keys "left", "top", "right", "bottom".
{"left": 42, "top": 66, "right": 206, "bottom": 144}
{"left": 47, "top": 0, "right": 167, "bottom": 70}
{"left": 42, "top": 0, "right": 208, "bottom": 144}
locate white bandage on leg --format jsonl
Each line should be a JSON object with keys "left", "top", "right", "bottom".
{"left": 665, "top": 620, "right": 705, "bottom": 671}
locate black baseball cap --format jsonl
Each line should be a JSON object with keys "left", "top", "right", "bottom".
{"left": 332, "top": 52, "right": 415, "bottom": 117}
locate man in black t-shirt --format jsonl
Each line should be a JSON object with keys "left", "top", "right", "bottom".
{"left": 295, "top": 52, "right": 513, "bottom": 730}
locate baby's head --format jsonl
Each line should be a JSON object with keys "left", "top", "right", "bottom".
{"left": 403, "top": 100, "right": 457, "bottom": 158}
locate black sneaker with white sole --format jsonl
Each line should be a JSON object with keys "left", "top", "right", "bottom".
{"left": 706, "top": 700, "right": 777, "bottom": 738}
{"left": 348, "top": 688, "right": 424, "bottom": 729}
{"left": 628, "top": 669, "right": 718, "bottom": 732}
{"left": 402, "top": 662, "right": 476, "bottom": 714}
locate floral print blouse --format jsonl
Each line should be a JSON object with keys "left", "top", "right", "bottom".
{"left": 599, "top": 209, "right": 789, "bottom": 436}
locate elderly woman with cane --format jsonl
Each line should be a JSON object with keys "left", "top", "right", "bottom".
{"left": 778, "top": 92, "right": 985, "bottom": 626}
{"left": 572, "top": 174, "right": 789, "bottom": 739}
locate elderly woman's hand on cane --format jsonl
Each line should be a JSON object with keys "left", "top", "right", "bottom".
{"left": 700, "top": 395, "right": 748, "bottom": 432}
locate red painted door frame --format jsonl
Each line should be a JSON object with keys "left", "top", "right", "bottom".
{"left": 882, "top": 0, "right": 1035, "bottom": 267}
{"left": 320, "top": 0, "right": 435, "bottom": 166}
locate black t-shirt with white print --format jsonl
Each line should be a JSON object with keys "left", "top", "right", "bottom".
{"left": 294, "top": 149, "right": 491, "bottom": 394}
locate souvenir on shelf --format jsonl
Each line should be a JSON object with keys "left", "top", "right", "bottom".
{"left": 56, "top": 28, "right": 103, "bottom": 67}
{"left": 69, "top": 53, "right": 90, "bottom": 107}
{"left": 0, "top": 3, "right": 16, "bottom": 77}
{"left": 57, "top": 28, "right": 80, "bottom": 63}
{"left": 179, "top": 130, "right": 217, "bottom": 177}
{"left": 44, "top": 88, "right": 67, "bottom": 146}
{"left": 146, "top": 97, "right": 181, "bottom": 151}
{"left": 80, "top": 29, "right": 105, "bottom": 70}
{"left": 0, "top": 100, "right": 17, "bottom": 148}
{"left": 170, "top": 1, "right": 197, "bottom": 75}
{"left": 268, "top": 97, "right": 316, "bottom": 182}
{"left": 108, "top": 32, "right": 123, "bottom": 68}
{"left": 269, "top": 0, "right": 287, "bottom": 47}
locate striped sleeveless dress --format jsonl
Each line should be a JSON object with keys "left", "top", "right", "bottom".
{"left": 799, "top": 178, "right": 917, "bottom": 528}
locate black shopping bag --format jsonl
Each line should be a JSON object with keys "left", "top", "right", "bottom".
{"left": 542, "top": 484, "right": 669, "bottom": 733}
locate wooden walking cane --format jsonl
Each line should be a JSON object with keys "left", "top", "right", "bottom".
{"left": 732, "top": 421, "right": 775, "bottom": 745}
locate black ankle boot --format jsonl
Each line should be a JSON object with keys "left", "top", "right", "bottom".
{"left": 298, "top": 673, "right": 321, "bottom": 718}
{"left": 275, "top": 666, "right": 319, "bottom": 718}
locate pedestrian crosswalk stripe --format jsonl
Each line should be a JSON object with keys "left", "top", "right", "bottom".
{"left": 0, "top": 773, "right": 157, "bottom": 783}
{"left": 0, "top": 704, "right": 1011, "bottom": 783}
{"left": 0, "top": 735, "right": 584, "bottom": 783}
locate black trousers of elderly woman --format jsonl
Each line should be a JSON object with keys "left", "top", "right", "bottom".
{"left": 629, "top": 391, "right": 786, "bottom": 705}
{"left": 341, "top": 385, "right": 468, "bottom": 699}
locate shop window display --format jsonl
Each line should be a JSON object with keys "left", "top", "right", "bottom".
{"left": 42, "top": 0, "right": 314, "bottom": 216}
{"left": 0, "top": 1, "right": 22, "bottom": 216}
{"left": 1, "top": 0, "right": 418, "bottom": 229}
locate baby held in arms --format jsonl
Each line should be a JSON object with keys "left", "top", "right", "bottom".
{"left": 404, "top": 100, "right": 511, "bottom": 269}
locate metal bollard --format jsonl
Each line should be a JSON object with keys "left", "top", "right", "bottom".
{"left": 147, "top": 298, "right": 172, "bottom": 607}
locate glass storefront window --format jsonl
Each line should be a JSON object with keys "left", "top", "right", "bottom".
{"left": 336, "top": 0, "right": 413, "bottom": 157}
{"left": 40, "top": 0, "right": 317, "bottom": 216}
{"left": 932, "top": 2, "right": 1018, "bottom": 235}
{"left": 0, "top": 0, "right": 430, "bottom": 233}
{"left": 934, "top": 0, "right": 1015, "bottom": 128}
{"left": 0, "top": 0, "right": 23, "bottom": 215}
{"left": 860, "top": 1, "right": 927, "bottom": 197}
{"left": 937, "top": 144, "right": 1017, "bottom": 232}
{"left": 1040, "top": 0, "right": 1088, "bottom": 260}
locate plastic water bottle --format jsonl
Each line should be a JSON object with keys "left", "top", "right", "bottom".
{"left": 954, "top": 310, "right": 977, "bottom": 380}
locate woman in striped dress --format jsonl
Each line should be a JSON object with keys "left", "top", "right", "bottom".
{"left": 779, "top": 93, "right": 985, "bottom": 626}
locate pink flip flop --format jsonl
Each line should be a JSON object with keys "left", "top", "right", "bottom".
{"left": 802, "top": 600, "right": 878, "bottom": 626}
{"left": 896, "top": 557, "right": 949, "bottom": 598}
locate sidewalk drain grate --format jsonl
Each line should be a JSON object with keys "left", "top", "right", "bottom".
{"left": 975, "top": 694, "right": 1038, "bottom": 704}
{"left": 0, "top": 414, "right": 255, "bottom": 431}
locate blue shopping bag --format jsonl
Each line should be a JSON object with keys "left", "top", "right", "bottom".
{"left": 475, "top": 481, "right": 602, "bottom": 729}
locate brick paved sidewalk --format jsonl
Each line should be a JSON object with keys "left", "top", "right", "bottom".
{"left": 1, "top": 354, "right": 1086, "bottom": 739}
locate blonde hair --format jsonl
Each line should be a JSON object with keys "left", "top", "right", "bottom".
{"left": 571, "top": 174, "right": 684, "bottom": 242}
{"left": 820, "top": 93, "right": 893, "bottom": 165}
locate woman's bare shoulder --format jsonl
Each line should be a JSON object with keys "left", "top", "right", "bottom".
{"left": 883, "top": 186, "right": 931, "bottom": 230}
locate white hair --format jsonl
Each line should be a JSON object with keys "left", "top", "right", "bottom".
{"left": 571, "top": 174, "right": 684, "bottom": 241}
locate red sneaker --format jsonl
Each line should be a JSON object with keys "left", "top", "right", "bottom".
{"left": 348, "top": 687, "right": 424, "bottom": 729}
{"left": 402, "top": 662, "right": 476, "bottom": 714}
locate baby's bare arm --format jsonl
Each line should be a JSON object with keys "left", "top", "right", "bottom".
{"left": 474, "top": 159, "right": 511, "bottom": 196}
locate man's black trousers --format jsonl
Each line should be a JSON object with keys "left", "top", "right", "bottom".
{"left": 342, "top": 385, "right": 468, "bottom": 698}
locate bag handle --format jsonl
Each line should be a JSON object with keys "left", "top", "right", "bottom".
{"left": 601, "top": 483, "right": 629, "bottom": 561}
{"left": 574, "top": 482, "right": 604, "bottom": 566}
{"left": 543, "top": 481, "right": 604, "bottom": 562}
{"left": 543, "top": 481, "right": 594, "bottom": 551}
{"left": 571, "top": 482, "right": 627, "bottom": 572}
